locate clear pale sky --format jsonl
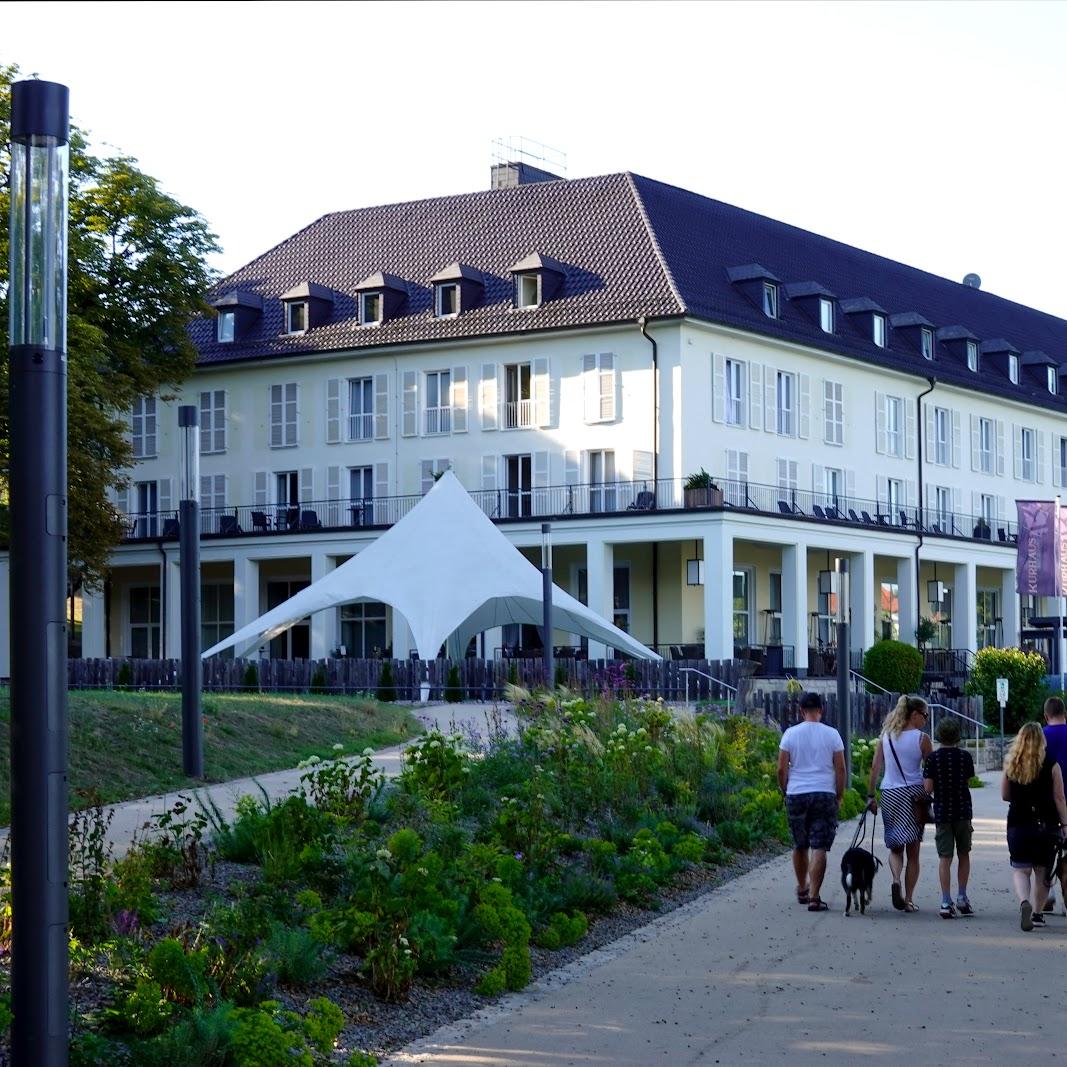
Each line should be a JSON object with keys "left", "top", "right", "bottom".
{"left": 5, "top": 1, "right": 1067, "bottom": 316}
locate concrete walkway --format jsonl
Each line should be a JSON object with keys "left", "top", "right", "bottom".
{"left": 384, "top": 771, "right": 1064, "bottom": 1066}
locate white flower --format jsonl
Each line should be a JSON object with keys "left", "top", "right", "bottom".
{"left": 492, "top": 877, "right": 502, "bottom": 883}
{"left": 429, "top": 740, "right": 440, "bottom": 749}
{"left": 332, "top": 743, "right": 345, "bottom": 752}
{"left": 399, "top": 936, "right": 409, "bottom": 946}
{"left": 376, "top": 848, "right": 392, "bottom": 860}
{"left": 417, "top": 867, "right": 429, "bottom": 876}
{"left": 363, "top": 746, "right": 375, "bottom": 756}
{"left": 306, "top": 755, "right": 321, "bottom": 765}
{"left": 404, "top": 948, "right": 413, "bottom": 956}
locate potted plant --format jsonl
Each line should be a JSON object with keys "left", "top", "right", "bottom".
{"left": 915, "top": 616, "right": 938, "bottom": 651}
{"left": 683, "top": 468, "right": 723, "bottom": 508}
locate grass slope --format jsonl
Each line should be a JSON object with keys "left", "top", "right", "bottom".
{"left": 0, "top": 688, "right": 421, "bottom": 826}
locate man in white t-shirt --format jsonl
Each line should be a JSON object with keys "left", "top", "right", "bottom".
{"left": 777, "top": 692, "right": 846, "bottom": 912}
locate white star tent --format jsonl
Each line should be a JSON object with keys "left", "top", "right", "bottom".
{"left": 202, "top": 471, "right": 660, "bottom": 662}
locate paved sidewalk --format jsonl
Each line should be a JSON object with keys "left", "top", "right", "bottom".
{"left": 384, "top": 770, "right": 1064, "bottom": 1066}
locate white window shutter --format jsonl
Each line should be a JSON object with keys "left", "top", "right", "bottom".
{"left": 268, "top": 385, "right": 281, "bottom": 447}
{"left": 326, "top": 379, "right": 341, "bottom": 444}
{"left": 326, "top": 466, "right": 341, "bottom": 526}
{"left": 996, "top": 420, "right": 1006, "bottom": 477}
{"left": 565, "top": 449, "right": 580, "bottom": 490}
{"left": 420, "top": 461, "right": 435, "bottom": 494}
{"left": 1038, "top": 429, "right": 1047, "bottom": 483}
{"left": 876, "top": 474, "right": 887, "bottom": 508}
{"left": 875, "top": 391, "right": 887, "bottom": 455}
{"left": 749, "top": 362, "right": 762, "bottom": 430}
{"left": 972, "top": 491, "right": 981, "bottom": 522}
{"left": 951, "top": 410, "right": 961, "bottom": 469}
{"left": 925, "top": 405, "right": 935, "bottom": 460}
{"left": 159, "top": 477, "right": 172, "bottom": 516}
{"left": 904, "top": 399, "right": 916, "bottom": 460}
{"left": 1054, "top": 437, "right": 1062, "bottom": 488}
{"left": 533, "top": 450, "right": 550, "bottom": 487}
{"left": 845, "top": 469, "right": 855, "bottom": 505}
{"left": 116, "top": 486, "right": 129, "bottom": 516}
{"left": 996, "top": 495, "right": 1005, "bottom": 524}
{"left": 533, "top": 357, "right": 550, "bottom": 427}
{"left": 582, "top": 354, "right": 598, "bottom": 423}
{"left": 812, "top": 463, "right": 824, "bottom": 499}
{"left": 798, "top": 373, "right": 811, "bottom": 439}
{"left": 1013, "top": 425, "right": 1022, "bottom": 479}
{"left": 199, "top": 475, "right": 211, "bottom": 504}
{"left": 712, "top": 353, "right": 725, "bottom": 424}
{"left": 286, "top": 383, "right": 299, "bottom": 446}
{"left": 764, "top": 364, "right": 776, "bottom": 434}
{"left": 970, "top": 415, "right": 980, "bottom": 472}
{"left": 254, "top": 471, "right": 268, "bottom": 508}
{"left": 481, "top": 454, "right": 497, "bottom": 492}
{"left": 480, "top": 363, "right": 497, "bottom": 431}
{"left": 776, "top": 458, "right": 787, "bottom": 487}
{"left": 601, "top": 353, "right": 616, "bottom": 422}
{"left": 402, "top": 370, "right": 418, "bottom": 437}
{"left": 452, "top": 365, "right": 468, "bottom": 433}
{"left": 633, "top": 450, "right": 653, "bottom": 488}
{"left": 952, "top": 488, "right": 962, "bottom": 526}
{"left": 374, "top": 461, "right": 389, "bottom": 499}
{"left": 300, "top": 467, "right": 314, "bottom": 504}
{"left": 374, "top": 373, "right": 389, "bottom": 439}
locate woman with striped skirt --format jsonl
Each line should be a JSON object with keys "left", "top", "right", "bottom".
{"left": 868, "top": 696, "right": 934, "bottom": 912}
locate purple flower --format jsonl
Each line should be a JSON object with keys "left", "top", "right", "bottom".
{"left": 514, "top": 852, "right": 524, "bottom": 861}
{"left": 112, "top": 909, "right": 139, "bottom": 936}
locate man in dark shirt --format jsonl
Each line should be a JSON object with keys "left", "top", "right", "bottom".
{"left": 923, "top": 717, "right": 975, "bottom": 918}
{"left": 1042, "top": 697, "right": 1067, "bottom": 913}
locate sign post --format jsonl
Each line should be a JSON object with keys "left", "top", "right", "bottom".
{"left": 996, "top": 676, "right": 1009, "bottom": 752}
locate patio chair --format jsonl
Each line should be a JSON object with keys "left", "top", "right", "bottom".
{"left": 251, "top": 510, "right": 270, "bottom": 532}
{"left": 161, "top": 517, "right": 180, "bottom": 539}
{"left": 627, "top": 490, "right": 656, "bottom": 511}
{"left": 778, "top": 500, "right": 792, "bottom": 515}
{"left": 997, "top": 527, "right": 1007, "bottom": 542}
{"left": 285, "top": 507, "right": 300, "bottom": 530}
{"left": 812, "top": 504, "right": 826, "bottom": 519}
{"left": 848, "top": 508, "right": 861, "bottom": 523}
{"left": 219, "top": 514, "right": 242, "bottom": 535}
{"left": 300, "top": 509, "right": 323, "bottom": 531}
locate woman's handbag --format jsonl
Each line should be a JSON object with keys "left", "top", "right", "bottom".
{"left": 887, "top": 736, "right": 934, "bottom": 825}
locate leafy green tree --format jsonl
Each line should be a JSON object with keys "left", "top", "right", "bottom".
{"left": 0, "top": 64, "right": 219, "bottom": 587}
{"left": 965, "top": 646, "right": 1049, "bottom": 733}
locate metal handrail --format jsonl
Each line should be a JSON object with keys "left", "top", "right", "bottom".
{"left": 849, "top": 668, "right": 891, "bottom": 694}
{"left": 679, "top": 666, "right": 737, "bottom": 709}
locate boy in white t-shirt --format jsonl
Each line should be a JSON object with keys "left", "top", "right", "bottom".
{"left": 777, "top": 692, "right": 846, "bottom": 912}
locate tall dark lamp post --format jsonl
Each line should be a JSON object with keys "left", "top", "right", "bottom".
{"left": 178, "top": 405, "right": 203, "bottom": 778}
{"left": 541, "top": 523, "right": 554, "bottom": 689}
{"left": 8, "top": 78, "right": 71, "bottom": 1066}
{"left": 835, "top": 557, "right": 850, "bottom": 782}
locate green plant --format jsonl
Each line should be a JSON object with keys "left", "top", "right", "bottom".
{"left": 303, "top": 996, "right": 345, "bottom": 1056}
{"left": 861, "top": 640, "right": 923, "bottom": 694}
{"left": 471, "top": 882, "right": 531, "bottom": 995}
{"left": 128, "top": 1002, "right": 236, "bottom": 1067}
{"left": 966, "top": 646, "right": 1049, "bottom": 733}
{"left": 230, "top": 1001, "right": 313, "bottom": 1067}
{"left": 347, "top": 1054, "right": 379, "bottom": 1067}
{"left": 139, "top": 794, "right": 209, "bottom": 888}
{"left": 444, "top": 664, "right": 463, "bottom": 703}
{"left": 310, "top": 665, "right": 329, "bottom": 694}
{"left": 683, "top": 468, "right": 713, "bottom": 490}
{"left": 264, "top": 922, "right": 331, "bottom": 987}
{"left": 148, "top": 937, "right": 209, "bottom": 1006}
{"left": 534, "top": 910, "right": 588, "bottom": 949}
{"left": 298, "top": 745, "right": 384, "bottom": 821}
{"left": 123, "top": 980, "right": 174, "bottom": 1036}
{"left": 241, "top": 662, "right": 260, "bottom": 691}
{"left": 116, "top": 661, "right": 133, "bottom": 689}
{"left": 915, "top": 616, "right": 939, "bottom": 649}
{"left": 400, "top": 730, "right": 471, "bottom": 800}
{"left": 68, "top": 790, "right": 115, "bottom": 942}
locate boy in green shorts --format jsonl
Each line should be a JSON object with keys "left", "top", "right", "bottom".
{"left": 922, "top": 717, "right": 975, "bottom": 917}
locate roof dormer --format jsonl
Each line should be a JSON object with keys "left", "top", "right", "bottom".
{"left": 1022, "top": 350, "right": 1059, "bottom": 395}
{"left": 429, "top": 262, "right": 485, "bottom": 318}
{"left": 936, "top": 325, "right": 981, "bottom": 372}
{"left": 981, "top": 338, "right": 1021, "bottom": 385}
{"left": 211, "top": 290, "right": 263, "bottom": 343}
{"left": 839, "top": 297, "right": 889, "bottom": 348}
{"left": 889, "top": 312, "right": 937, "bottom": 361}
{"left": 726, "top": 264, "right": 781, "bottom": 319}
{"left": 354, "top": 271, "right": 407, "bottom": 326}
{"left": 509, "top": 252, "right": 566, "bottom": 309}
{"left": 783, "top": 282, "right": 836, "bottom": 334}
{"left": 280, "top": 282, "right": 334, "bottom": 335}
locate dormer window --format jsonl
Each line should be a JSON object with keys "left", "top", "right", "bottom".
{"left": 819, "top": 298, "right": 834, "bottom": 333}
{"left": 515, "top": 273, "right": 541, "bottom": 309}
{"left": 1049, "top": 366, "right": 1058, "bottom": 394}
{"left": 966, "top": 340, "right": 979, "bottom": 372}
{"left": 921, "top": 327, "right": 934, "bottom": 360}
{"left": 361, "top": 292, "right": 383, "bottom": 326}
{"left": 285, "top": 301, "right": 307, "bottom": 335}
{"left": 1009, "top": 354, "right": 1020, "bottom": 384}
{"left": 872, "top": 314, "right": 887, "bottom": 348}
{"left": 509, "top": 253, "right": 565, "bottom": 310}
{"left": 762, "top": 282, "right": 778, "bottom": 319}
{"left": 435, "top": 283, "right": 459, "bottom": 318}
{"left": 217, "top": 310, "right": 235, "bottom": 343}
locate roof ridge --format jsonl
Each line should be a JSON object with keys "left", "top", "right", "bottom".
{"left": 625, "top": 173, "right": 687, "bottom": 315}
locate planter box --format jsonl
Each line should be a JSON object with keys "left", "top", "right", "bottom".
{"left": 684, "top": 486, "right": 723, "bottom": 508}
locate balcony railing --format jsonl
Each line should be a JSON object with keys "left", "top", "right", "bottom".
{"left": 118, "top": 474, "right": 1021, "bottom": 544}
{"left": 503, "top": 398, "right": 534, "bottom": 429}
{"left": 348, "top": 413, "right": 373, "bottom": 441}
{"left": 424, "top": 407, "right": 452, "bottom": 435}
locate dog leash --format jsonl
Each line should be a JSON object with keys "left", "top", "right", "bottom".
{"left": 848, "top": 803, "right": 879, "bottom": 851}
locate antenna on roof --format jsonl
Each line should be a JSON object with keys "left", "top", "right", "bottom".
{"left": 962, "top": 273, "right": 982, "bottom": 289}
{"left": 490, "top": 137, "right": 567, "bottom": 189}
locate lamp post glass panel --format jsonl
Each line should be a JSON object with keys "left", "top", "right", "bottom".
{"left": 542, "top": 523, "right": 553, "bottom": 686}
{"left": 834, "top": 558, "right": 850, "bottom": 781}
{"left": 8, "top": 79, "right": 70, "bottom": 1067}
{"left": 178, "top": 406, "right": 204, "bottom": 777}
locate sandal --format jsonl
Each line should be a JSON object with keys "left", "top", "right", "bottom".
{"left": 796, "top": 886, "right": 810, "bottom": 905}
{"left": 807, "top": 898, "right": 829, "bottom": 912}
{"left": 891, "top": 883, "right": 905, "bottom": 911}
{"left": 903, "top": 901, "right": 919, "bottom": 913}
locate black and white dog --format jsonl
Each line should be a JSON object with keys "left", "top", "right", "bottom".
{"left": 841, "top": 847, "right": 882, "bottom": 916}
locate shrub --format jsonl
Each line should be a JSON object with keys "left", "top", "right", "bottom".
{"left": 377, "top": 660, "right": 397, "bottom": 702}
{"left": 310, "top": 665, "right": 329, "bottom": 694}
{"left": 400, "top": 731, "right": 471, "bottom": 800}
{"left": 148, "top": 937, "right": 209, "bottom": 1006}
{"left": 444, "top": 664, "right": 463, "bottom": 703}
{"left": 298, "top": 746, "right": 383, "bottom": 821}
{"left": 241, "top": 662, "right": 260, "bottom": 692}
{"left": 862, "top": 640, "right": 923, "bottom": 694}
{"left": 115, "top": 661, "right": 133, "bottom": 689}
{"left": 264, "top": 922, "right": 331, "bottom": 987}
{"left": 966, "top": 646, "right": 1049, "bottom": 733}
{"left": 534, "top": 910, "right": 588, "bottom": 949}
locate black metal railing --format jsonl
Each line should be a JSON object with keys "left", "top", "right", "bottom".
{"left": 117, "top": 474, "right": 1022, "bottom": 545}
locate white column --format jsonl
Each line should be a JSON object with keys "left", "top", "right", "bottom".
{"left": 1001, "top": 571, "right": 1019, "bottom": 648}
{"left": 81, "top": 583, "right": 106, "bottom": 659}
{"left": 0, "top": 558, "right": 9, "bottom": 678}
{"left": 586, "top": 537, "right": 614, "bottom": 660}
{"left": 233, "top": 556, "right": 263, "bottom": 657}
{"left": 702, "top": 526, "right": 734, "bottom": 662}
{"left": 391, "top": 613, "right": 414, "bottom": 659}
{"left": 485, "top": 627, "right": 504, "bottom": 660}
{"left": 896, "top": 556, "right": 917, "bottom": 646}
{"left": 163, "top": 552, "right": 182, "bottom": 659}
{"left": 310, "top": 552, "right": 332, "bottom": 660}
{"left": 849, "top": 549, "right": 875, "bottom": 655}
{"left": 954, "top": 559, "right": 977, "bottom": 653}
{"left": 780, "top": 541, "right": 808, "bottom": 675}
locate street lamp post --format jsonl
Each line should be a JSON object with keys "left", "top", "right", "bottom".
{"left": 7, "top": 78, "right": 71, "bottom": 1066}
{"left": 542, "top": 523, "right": 554, "bottom": 689}
{"left": 178, "top": 405, "right": 203, "bottom": 778}
{"left": 835, "top": 557, "right": 850, "bottom": 782}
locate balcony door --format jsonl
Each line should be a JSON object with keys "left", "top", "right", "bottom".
{"left": 135, "top": 480, "right": 159, "bottom": 538}
{"left": 129, "top": 585, "right": 161, "bottom": 658}
{"left": 505, "top": 454, "right": 532, "bottom": 517}
{"left": 588, "top": 450, "right": 616, "bottom": 513}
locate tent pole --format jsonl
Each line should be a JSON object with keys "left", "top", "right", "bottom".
{"left": 542, "top": 523, "right": 554, "bottom": 691}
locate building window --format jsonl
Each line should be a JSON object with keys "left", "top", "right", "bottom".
{"left": 435, "top": 283, "right": 459, "bottom": 318}
{"left": 515, "top": 273, "right": 540, "bottom": 309}
{"left": 777, "top": 458, "right": 798, "bottom": 493}
{"left": 872, "top": 314, "right": 887, "bottom": 348}
{"left": 976, "top": 589, "right": 999, "bottom": 649}
{"left": 768, "top": 572, "right": 783, "bottom": 645}
{"left": 935, "top": 486, "right": 953, "bottom": 530}
{"left": 1021, "top": 427, "right": 1036, "bottom": 481}
{"left": 776, "top": 371, "right": 795, "bottom": 436}
{"left": 934, "top": 407, "right": 950, "bottom": 466}
{"left": 1060, "top": 437, "right": 1067, "bottom": 487}
{"left": 887, "top": 477, "right": 903, "bottom": 515}
{"left": 613, "top": 566, "right": 630, "bottom": 634}
{"left": 589, "top": 450, "right": 616, "bottom": 513}
{"left": 274, "top": 471, "right": 299, "bottom": 527}
{"left": 1049, "top": 366, "right": 1058, "bottom": 395}
{"left": 921, "top": 327, "right": 934, "bottom": 360}
{"left": 762, "top": 282, "right": 778, "bottom": 318}
{"left": 199, "top": 390, "right": 226, "bottom": 454}
{"left": 879, "top": 581, "right": 900, "bottom": 641}
{"left": 424, "top": 370, "right": 452, "bottom": 435}
{"left": 1009, "top": 354, "right": 1020, "bottom": 384}
{"left": 506, "top": 362, "right": 536, "bottom": 428}
{"left": 824, "top": 467, "right": 844, "bottom": 509}
{"left": 505, "top": 454, "right": 533, "bottom": 518}
{"left": 360, "top": 291, "right": 383, "bottom": 325}
{"left": 823, "top": 380, "right": 843, "bottom": 445}
{"left": 217, "top": 310, "right": 235, "bottom": 343}
{"left": 724, "top": 358, "right": 744, "bottom": 425}
{"left": 267, "top": 580, "right": 310, "bottom": 659}
{"left": 133, "top": 480, "right": 159, "bottom": 538}
{"left": 269, "top": 383, "right": 298, "bottom": 447}
{"left": 200, "top": 473, "right": 226, "bottom": 533}
{"left": 885, "top": 395, "right": 903, "bottom": 457}
{"left": 340, "top": 600, "right": 388, "bottom": 658}
{"left": 819, "top": 298, "right": 834, "bottom": 334}
{"left": 201, "top": 583, "right": 234, "bottom": 658}
{"left": 420, "top": 458, "right": 451, "bottom": 493}
{"left": 966, "top": 340, "right": 979, "bottom": 372}
{"left": 131, "top": 396, "right": 157, "bottom": 459}
{"left": 582, "top": 354, "right": 615, "bottom": 424}
{"left": 980, "top": 493, "right": 996, "bottom": 529}
{"left": 348, "top": 377, "right": 374, "bottom": 441}
{"left": 129, "top": 585, "right": 161, "bottom": 658}
{"left": 978, "top": 417, "right": 994, "bottom": 474}
{"left": 350, "top": 466, "right": 374, "bottom": 524}
{"left": 285, "top": 301, "right": 307, "bottom": 335}
{"left": 733, "top": 569, "right": 752, "bottom": 643}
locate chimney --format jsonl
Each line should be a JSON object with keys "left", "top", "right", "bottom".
{"left": 491, "top": 160, "right": 564, "bottom": 189}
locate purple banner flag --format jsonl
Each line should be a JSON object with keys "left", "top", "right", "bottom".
{"left": 1060, "top": 505, "right": 1067, "bottom": 598}
{"left": 1016, "top": 499, "right": 1059, "bottom": 596}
